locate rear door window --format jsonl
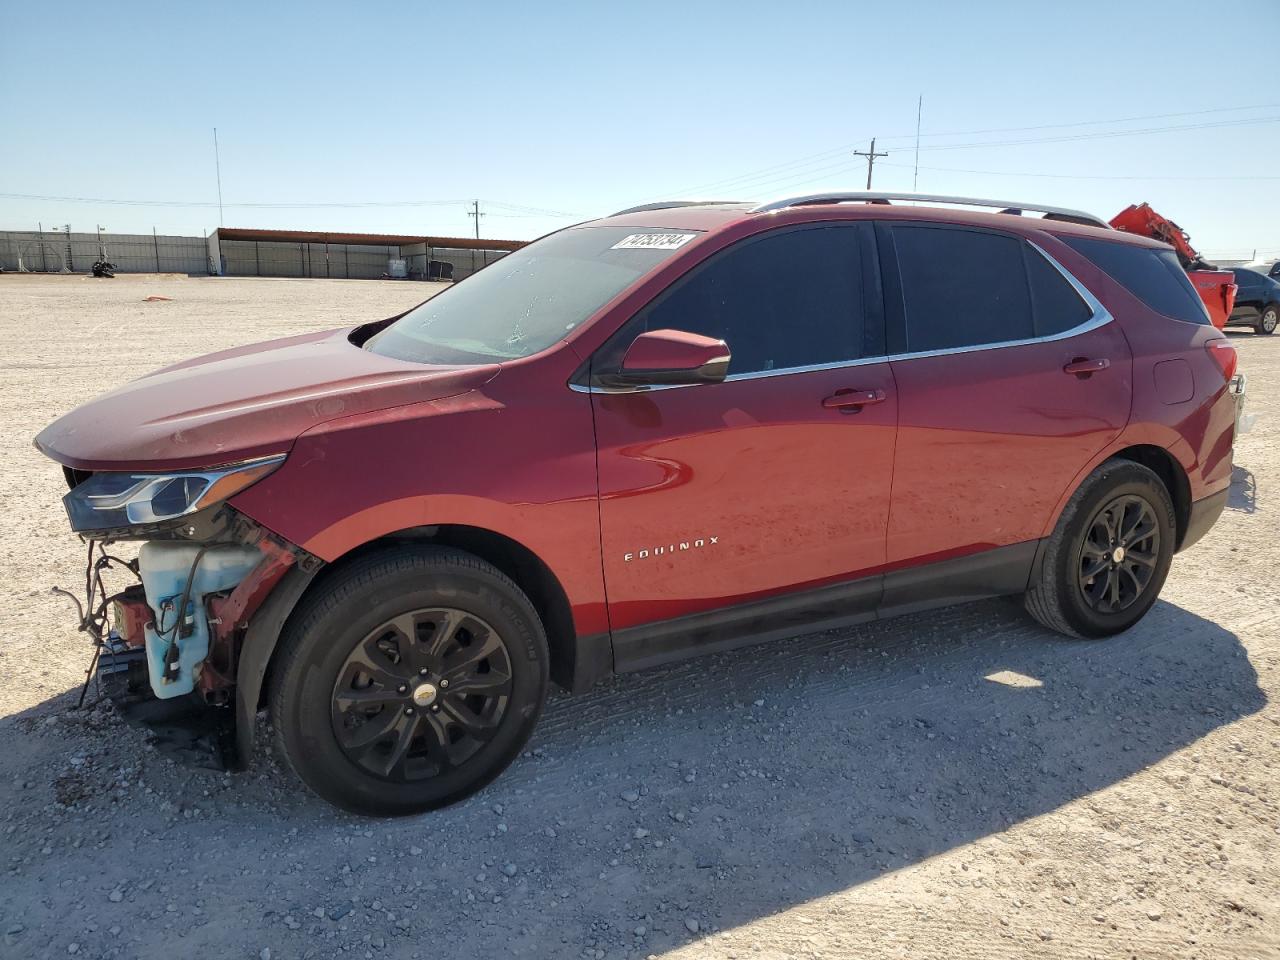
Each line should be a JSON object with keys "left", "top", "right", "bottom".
{"left": 1064, "top": 236, "right": 1210, "bottom": 325}
{"left": 889, "top": 225, "right": 1033, "bottom": 352}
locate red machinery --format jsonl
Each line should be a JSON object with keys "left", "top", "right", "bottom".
{"left": 1110, "top": 203, "right": 1236, "bottom": 329}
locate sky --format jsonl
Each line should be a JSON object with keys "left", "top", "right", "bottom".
{"left": 2, "top": 0, "right": 1278, "bottom": 260}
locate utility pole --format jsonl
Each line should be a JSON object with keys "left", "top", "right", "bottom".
{"left": 467, "top": 199, "right": 484, "bottom": 239}
{"left": 853, "top": 138, "right": 888, "bottom": 190}
{"left": 213, "top": 127, "right": 225, "bottom": 227}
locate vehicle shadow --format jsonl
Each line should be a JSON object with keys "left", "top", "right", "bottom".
{"left": 1229, "top": 464, "right": 1258, "bottom": 513}
{"left": 0, "top": 597, "right": 1265, "bottom": 957}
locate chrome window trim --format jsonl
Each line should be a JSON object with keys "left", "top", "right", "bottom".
{"left": 889, "top": 239, "right": 1113, "bottom": 362}
{"left": 569, "top": 239, "right": 1109, "bottom": 394}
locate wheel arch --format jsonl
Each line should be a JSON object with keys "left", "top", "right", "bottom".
{"left": 1106, "top": 444, "right": 1192, "bottom": 549}
{"left": 1041, "top": 441, "right": 1192, "bottom": 553}
{"left": 1026, "top": 442, "right": 1192, "bottom": 599}
{"left": 296, "top": 525, "right": 603, "bottom": 696}
{"left": 235, "top": 523, "right": 611, "bottom": 768}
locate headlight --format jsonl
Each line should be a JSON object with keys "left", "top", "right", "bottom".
{"left": 63, "top": 455, "right": 285, "bottom": 533}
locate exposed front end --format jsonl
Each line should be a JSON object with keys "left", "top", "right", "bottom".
{"left": 47, "top": 456, "right": 316, "bottom": 766}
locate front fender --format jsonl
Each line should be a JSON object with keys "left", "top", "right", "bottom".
{"left": 229, "top": 376, "right": 608, "bottom": 639}
{"left": 232, "top": 564, "right": 321, "bottom": 768}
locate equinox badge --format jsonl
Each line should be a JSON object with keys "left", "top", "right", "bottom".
{"left": 624, "top": 537, "right": 719, "bottom": 563}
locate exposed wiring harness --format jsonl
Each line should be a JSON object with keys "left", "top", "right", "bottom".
{"left": 54, "top": 540, "right": 233, "bottom": 706}
{"left": 51, "top": 540, "right": 141, "bottom": 707}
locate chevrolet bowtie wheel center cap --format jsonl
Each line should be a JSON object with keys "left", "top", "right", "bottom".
{"left": 1112, "top": 546, "right": 1126, "bottom": 564}
{"left": 412, "top": 683, "right": 439, "bottom": 708}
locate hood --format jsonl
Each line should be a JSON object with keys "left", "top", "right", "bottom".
{"left": 36, "top": 327, "right": 499, "bottom": 471}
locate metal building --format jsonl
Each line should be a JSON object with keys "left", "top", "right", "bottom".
{"left": 208, "top": 228, "right": 524, "bottom": 282}
{"left": 1, "top": 227, "right": 524, "bottom": 280}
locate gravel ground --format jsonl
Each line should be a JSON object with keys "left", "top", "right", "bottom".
{"left": 0, "top": 272, "right": 1277, "bottom": 960}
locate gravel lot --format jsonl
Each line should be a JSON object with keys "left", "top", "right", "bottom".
{"left": 0, "top": 272, "right": 1277, "bottom": 960}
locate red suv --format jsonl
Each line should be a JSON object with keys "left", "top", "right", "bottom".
{"left": 37, "top": 192, "right": 1239, "bottom": 816}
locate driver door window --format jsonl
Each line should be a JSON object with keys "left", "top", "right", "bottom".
{"left": 601, "top": 224, "right": 879, "bottom": 377}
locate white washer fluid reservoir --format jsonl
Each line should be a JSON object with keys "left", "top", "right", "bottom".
{"left": 138, "top": 542, "right": 262, "bottom": 699}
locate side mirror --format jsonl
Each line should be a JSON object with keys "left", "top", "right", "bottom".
{"left": 603, "top": 329, "right": 730, "bottom": 388}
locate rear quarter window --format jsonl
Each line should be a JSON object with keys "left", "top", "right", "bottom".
{"left": 1023, "top": 244, "right": 1092, "bottom": 336}
{"left": 1063, "top": 236, "right": 1210, "bottom": 325}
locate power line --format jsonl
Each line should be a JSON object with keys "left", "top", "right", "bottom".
{"left": 646, "top": 103, "right": 1280, "bottom": 200}
{"left": 913, "top": 115, "right": 1280, "bottom": 152}
{"left": 485, "top": 199, "right": 581, "bottom": 217}
{"left": 641, "top": 115, "right": 1280, "bottom": 202}
{"left": 651, "top": 154, "right": 864, "bottom": 201}
{"left": 878, "top": 160, "right": 1280, "bottom": 182}
{"left": 734, "top": 162, "right": 865, "bottom": 199}
{"left": 0, "top": 192, "right": 583, "bottom": 216}
{"left": 874, "top": 101, "right": 1280, "bottom": 143}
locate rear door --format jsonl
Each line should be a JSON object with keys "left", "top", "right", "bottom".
{"left": 587, "top": 223, "right": 896, "bottom": 664}
{"left": 878, "top": 222, "right": 1132, "bottom": 576}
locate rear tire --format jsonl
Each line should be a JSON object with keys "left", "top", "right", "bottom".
{"left": 1025, "top": 460, "right": 1175, "bottom": 638}
{"left": 1256, "top": 304, "right": 1278, "bottom": 335}
{"left": 270, "top": 546, "right": 548, "bottom": 816}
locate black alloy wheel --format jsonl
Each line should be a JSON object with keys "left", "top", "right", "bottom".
{"left": 1024, "top": 459, "right": 1175, "bottom": 639}
{"left": 330, "top": 607, "right": 513, "bottom": 781}
{"left": 271, "top": 546, "right": 548, "bottom": 816}
{"left": 1076, "top": 494, "right": 1160, "bottom": 614}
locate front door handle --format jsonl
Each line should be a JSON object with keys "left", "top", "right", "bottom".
{"left": 823, "top": 388, "right": 887, "bottom": 410}
{"left": 1063, "top": 358, "right": 1110, "bottom": 376}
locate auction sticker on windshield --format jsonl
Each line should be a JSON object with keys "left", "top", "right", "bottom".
{"left": 611, "top": 233, "right": 698, "bottom": 250}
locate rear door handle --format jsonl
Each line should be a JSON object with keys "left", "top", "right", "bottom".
{"left": 1063, "top": 358, "right": 1110, "bottom": 376}
{"left": 823, "top": 388, "right": 887, "bottom": 410}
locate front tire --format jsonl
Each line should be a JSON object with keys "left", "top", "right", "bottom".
{"left": 1256, "top": 304, "right": 1278, "bottom": 335}
{"left": 1025, "top": 460, "right": 1175, "bottom": 638}
{"left": 270, "top": 546, "right": 548, "bottom": 816}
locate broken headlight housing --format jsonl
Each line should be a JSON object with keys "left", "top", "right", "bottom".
{"left": 63, "top": 455, "right": 284, "bottom": 533}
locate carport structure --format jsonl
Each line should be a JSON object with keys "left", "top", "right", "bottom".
{"left": 208, "top": 228, "right": 524, "bottom": 282}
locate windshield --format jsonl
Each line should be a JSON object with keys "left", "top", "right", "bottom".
{"left": 366, "top": 225, "right": 702, "bottom": 364}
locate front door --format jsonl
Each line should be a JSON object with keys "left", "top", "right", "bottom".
{"left": 587, "top": 223, "right": 898, "bottom": 667}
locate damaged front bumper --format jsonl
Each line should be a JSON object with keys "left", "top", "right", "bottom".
{"left": 60, "top": 506, "right": 320, "bottom": 769}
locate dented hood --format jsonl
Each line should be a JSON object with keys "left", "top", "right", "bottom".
{"left": 35, "top": 327, "right": 499, "bottom": 471}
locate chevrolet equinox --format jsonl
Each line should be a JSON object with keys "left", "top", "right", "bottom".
{"left": 37, "top": 192, "right": 1239, "bottom": 815}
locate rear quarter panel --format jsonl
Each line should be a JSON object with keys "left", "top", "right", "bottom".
{"left": 1036, "top": 236, "right": 1236, "bottom": 526}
